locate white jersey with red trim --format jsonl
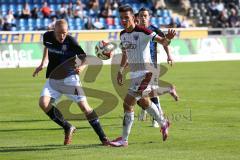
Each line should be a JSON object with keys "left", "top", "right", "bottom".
{"left": 120, "top": 25, "right": 157, "bottom": 72}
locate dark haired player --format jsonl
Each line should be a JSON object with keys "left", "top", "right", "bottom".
{"left": 111, "top": 5, "right": 178, "bottom": 147}
{"left": 138, "top": 7, "right": 178, "bottom": 127}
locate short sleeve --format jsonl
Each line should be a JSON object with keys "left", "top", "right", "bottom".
{"left": 69, "top": 36, "right": 86, "bottom": 60}
{"left": 136, "top": 26, "right": 157, "bottom": 41}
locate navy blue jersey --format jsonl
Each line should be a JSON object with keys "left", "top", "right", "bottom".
{"left": 43, "top": 31, "right": 86, "bottom": 78}
{"left": 148, "top": 24, "right": 165, "bottom": 67}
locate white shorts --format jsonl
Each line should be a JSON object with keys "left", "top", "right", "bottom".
{"left": 41, "top": 74, "right": 86, "bottom": 102}
{"left": 128, "top": 70, "right": 157, "bottom": 100}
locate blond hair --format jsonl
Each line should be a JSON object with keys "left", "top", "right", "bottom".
{"left": 54, "top": 19, "right": 68, "bottom": 28}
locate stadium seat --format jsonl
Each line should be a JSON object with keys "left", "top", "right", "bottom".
{"left": 115, "top": 25, "right": 122, "bottom": 29}
{"left": 43, "top": 18, "right": 50, "bottom": 27}
{"left": 158, "top": 17, "right": 164, "bottom": 25}
{"left": 50, "top": 4, "right": 58, "bottom": 11}
{"left": 27, "top": 18, "right": 34, "bottom": 27}
{"left": 150, "top": 17, "right": 158, "bottom": 26}
{"left": 83, "top": 10, "right": 89, "bottom": 17}
{"left": 99, "top": 17, "right": 105, "bottom": 24}
{"left": 174, "top": 17, "right": 181, "bottom": 26}
{"left": 67, "top": 17, "right": 74, "bottom": 24}
{"left": 69, "top": 25, "right": 75, "bottom": 31}
{"left": 48, "top": 0, "right": 55, "bottom": 3}
{"left": 19, "top": 26, "right": 26, "bottom": 31}
{"left": 114, "top": 17, "right": 120, "bottom": 26}
{"left": 75, "top": 25, "right": 83, "bottom": 30}
{"left": 107, "top": 25, "right": 115, "bottom": 29}
{"left": 16, "top": 0, "right": 23, "bottom": 3}
{"left": 11, "top": 26, "right": 17, "bottom": 31}
{"left": 19, "top": 19, "right": 27, "bottom": 27}
{"left": 156, "top": 10, "right": 162, "bottom": 17}
{"left": 17, "top": 4, "right": 23, "bottom": 13}
{"left": 162, "top": 9, "right": 171, "bottom": 18}
{"left": 36, "top": 18, "right": 43, "bottom": 28}
{"left": 112, "top": 10, "right": 118, "bottom": 17}
{"left": 163, "top": 17, "right": 171, "bottom": 25}
{"left": 75, "top": 18, "right": 84, "bottom": 28}
{"left": 1, "top": 4, "right": 7, "bottom": 12}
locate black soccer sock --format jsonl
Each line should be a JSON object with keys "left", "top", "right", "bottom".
{"left": 151, "top": 97, "right": 160, "bottom": 111}
{"left": 87, "top": 110, "right": 106, "bottom": 142}
{"left": 46, "top": 106, "right": 72, "bottom": 130}
{"left": 151, "top": 97, "right": 160, "bottom": 121}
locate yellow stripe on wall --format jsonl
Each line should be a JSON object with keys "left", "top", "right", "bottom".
{"left": 179, "top": 30, "right": 208, "bottom": 39}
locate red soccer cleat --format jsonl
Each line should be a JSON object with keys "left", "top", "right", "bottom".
{"left": 64, "top": 126, "right": 76, "bottom": 145}
{"left": 110, "top": 137, "right": 128, "bottom": 147}
{"left": 161, "top": 120, "right": 170, "bottom": 141}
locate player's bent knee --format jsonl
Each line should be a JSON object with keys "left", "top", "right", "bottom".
{"left": 138, "top": 98, "right": 151, "bottom": 109}
{"left": 123, "top": 102, "right": 134, "bottom": 112}
{"left": 38, "top": 96, "right": 53, "bottom": 113}
{"left": 77, "top": 100, "right": 93, "bottom": 114}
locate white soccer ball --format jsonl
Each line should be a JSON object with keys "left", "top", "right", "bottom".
{"left": 95, "top": 40, "right": 116, "bottom": 60}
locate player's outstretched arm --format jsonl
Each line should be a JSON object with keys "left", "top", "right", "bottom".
{"left": 164, "top": 46, "right": 173, "bottom": 66}
{"left": 165, "top": 29, "right": 176, "bottom": 40}
{"left": 164, "top": 29, "right": 176, "bottom": 66}
{"left": 117, "top": 50, "right": 127, "bottom": 86}
{"left": 154, "top": 29, "right": 176, "bottom": 47}
{"left": 33, "top": 47, "right": 48, "bottom": 77}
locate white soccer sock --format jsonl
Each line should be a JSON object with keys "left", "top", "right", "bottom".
{"left": 151, "top": 97, "right": 163, "bottom": 116}
{"left": 146, "top": 102, "right": 166, "bottom": 127}
{"left": 155, "top": 86, "right": 171, "bottom": 95}
{"left": 156, "top": 98, "right": 164, "bottom": 116}
{"left": 122, "top": 112, "right": 134, "bottom": 141}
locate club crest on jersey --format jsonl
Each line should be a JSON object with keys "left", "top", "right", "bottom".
{"left": 133, "top": 34, "right": 139, "bottom": 41}
{"left": 62, "top": 44, "right": 67, "bottom": 51}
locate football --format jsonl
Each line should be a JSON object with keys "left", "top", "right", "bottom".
{"left": 95, "top": 40, "right": 116, "bottom": 60}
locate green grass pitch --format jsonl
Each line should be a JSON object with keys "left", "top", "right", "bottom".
{"left": 0, "top": 61, "right": 240, "bottom": 160}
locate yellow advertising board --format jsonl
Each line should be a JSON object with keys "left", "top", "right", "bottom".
{"left": 0, "top": 28, "right": 208, "bottom": 44}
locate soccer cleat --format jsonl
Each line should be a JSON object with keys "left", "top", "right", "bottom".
{"left": 111, "top": 136, "right": 123, "bottom": 142}
{"left": 152, "top": 120, "right": 159, "bottom": 128}
{"left": 169, "top": 85, "right": 179, "bottom": 101}
{"left": 110, "top": 137, "right": 128, "bottom": 147}
{"left": 64, "top": 126, "right": 76, "bottom": 145}
{"left": 161, "top": 120, "right": 170, "bottom": 141}
{"left": 101, "top": 137, "right": 112, "bottom": 146}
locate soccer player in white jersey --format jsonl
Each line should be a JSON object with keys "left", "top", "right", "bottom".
{"left": 110, "top": 5, "right": 178, "bottom": 147}
{"left": 138, "top": 7, "right": 178, "bottom": 128}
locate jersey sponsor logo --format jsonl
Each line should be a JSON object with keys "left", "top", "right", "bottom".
{"left": 121, "top": 41, "right": 137, "bottom": 49}
{"left": 48, "top": 48, "right": 64, "bottom": 55}
{"left": 133, "top": 34, "right": 139, "bottom": 41}
{"left": 45, "top": 41, "right": 53, "bottom": 45}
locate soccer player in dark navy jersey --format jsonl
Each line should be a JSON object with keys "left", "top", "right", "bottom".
{"left": 33, "top": 19, "right": 110, "bottom": 146}
{"left": 43, "top": 30, "right": 86, "bottom": 78}
{"left": 138, "top": 7, "right": 177, "bottom": 128}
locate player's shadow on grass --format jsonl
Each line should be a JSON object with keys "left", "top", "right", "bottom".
{"left": 0, "top": 127, "right": 86, "bottom": 132}
{"left": 0, "top": 117, "right": 122, "bottom": 123}
{"left": 0, "top": 124, "right": 119, "bottom": 132}
{"left": 0, "top": 144, "right": 105, "bottom": 153}
{"left": 0, "top": 119, "right": 51, "bottom": 123}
